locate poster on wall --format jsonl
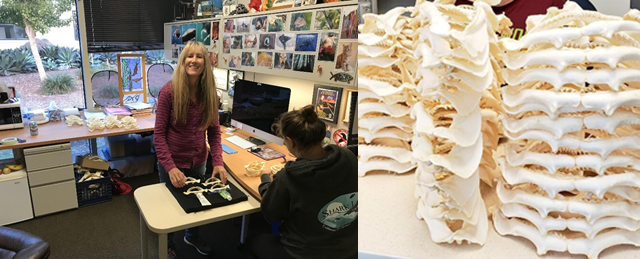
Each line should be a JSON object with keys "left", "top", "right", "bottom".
{"left": 257, "top": 51, "right": 274, "bottom": 68}
{"left": 223, "top": 35, "right": 231, "bottom": 53}
{"left": 312, "top": 84, "right": 342, "bottom": 124}
{"left": 268, "top": 14, "right": 287, "bottom": 32}
{"left": 209, "top": 52, "right": 218, "bottom": 67}
{"left": 341, "top": 6, "right": 358, "bottom": 39}
{"left": 224, "top": 19, "right": 235, "bottom": 33}
{"left": 290, "top": 12, "right": 312, "bottom": 31}
{"left": 181, "top": 23, "right": 196, "bottom": 42}
{"left": 318, "top": 32, "right": 338, "bottom": 61}
{"left": 231, "top": 35, "right": 243, "bottom": 49}
{"left": 241, "top": 52, "right": 256, "bottom": 67}
{"left": 244, "top": 34, "right": 258, "bottom": 49}
{"left": 275, "top": 33, "right": 295, "bottom": 50}
{"left": 334, "top": 42, "right": 355, "bottom": 73}
{"left": 171, "top": 25, "right": 182, "bottom": 44}
{"left": 295, "top": 33, "right": 318, "bottom": 52}
{"left": 196, "top": 22, "right": 211, "bottom": 45}
{"left": 211, "top": 21, "right": 220, "bottom": 46}
{"left": 117, "top": 54, "right": 147, "bottom": 106}
{"left": 237, "top": 18, "right": 250, "bottom": 33}
{"left": 274, "top": 53, "right": 292, "bottom": 70}
{"left": 259, "top": 34, "right": 276, "bottom": 49}
{"left": 251, "top": 16, "right": 268, "bottom": 33}
{"left": 213, "top": 68, "right": 228, "bottom": 90}
{"left": 172, "top": 48, "right": 179, "bottom": 59}
{"left": 315, "top": 9, "right": 341, "bottom": 30}
{"left": 292, "top": 54, "right": 315, "bottom": 73}
{"left": 229, "top": 54, "right": 242, "bottom": 68}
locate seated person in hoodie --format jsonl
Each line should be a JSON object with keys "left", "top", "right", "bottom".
{"left": 244, "top": 105, "right": 358, "bottom": 259}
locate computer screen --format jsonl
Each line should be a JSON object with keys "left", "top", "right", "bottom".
{"left": 230, "top": 79, "right": 291, "bottom": 145}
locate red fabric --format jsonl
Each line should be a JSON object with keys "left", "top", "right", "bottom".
{"left": 154, "top": 82, "right": 224, "bottom": 173}
{"left": 455, "top": 0, "right": 566, "bottom": 39}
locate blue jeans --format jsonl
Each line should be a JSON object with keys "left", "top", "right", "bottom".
{"left": 158, "top": 161, "right": 206, "bottom": 248}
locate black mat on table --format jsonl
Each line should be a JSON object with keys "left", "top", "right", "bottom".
{"left": 165, "top": 177, "right": 248, "bottom": 213}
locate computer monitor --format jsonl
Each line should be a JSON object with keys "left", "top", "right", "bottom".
{"left": 230, "top": 79, "right": 291, "bottom": 146}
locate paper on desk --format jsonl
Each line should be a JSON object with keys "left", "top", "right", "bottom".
{"left": 83, "top": 111, "right": 106, "bottom": 120}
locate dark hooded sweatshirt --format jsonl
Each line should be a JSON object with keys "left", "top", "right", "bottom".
{"left": 259, "top": 144, "right": 358, "bottom": 259}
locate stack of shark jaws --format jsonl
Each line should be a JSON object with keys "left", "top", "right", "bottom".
{"left": 357, "top": 6, "right": 419, "bottom": 176}
{"left": 409, "top": 0, "right": 507, "bottom": 245}
{"left": 495, "top": 2, "right": 640, "bottom": 258}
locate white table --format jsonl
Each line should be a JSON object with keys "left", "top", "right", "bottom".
{"left": 359, "top": 173, "right": 640, "bottom": 259}
{"left": 134, "top": 177, "right": 261, "bottom": 259}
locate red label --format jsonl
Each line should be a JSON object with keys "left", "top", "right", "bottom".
{"left": 333, "top": 129, "right": 348, "bottom": 147}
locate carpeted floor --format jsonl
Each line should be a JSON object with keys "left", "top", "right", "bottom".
{"left": 7, "top": 173, "right": 271, "bottom": 259}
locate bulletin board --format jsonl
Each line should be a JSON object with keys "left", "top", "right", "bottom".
{"left": 164, "top": 1, "right": 357, "bottom": 87}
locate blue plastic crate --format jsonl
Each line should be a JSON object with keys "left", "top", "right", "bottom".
{"left": 75, "top": 170, "right": 112, "bottom": 207}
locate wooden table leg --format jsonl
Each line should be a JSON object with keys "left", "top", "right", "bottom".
{"left": 140, "top": 213, "right": 148, "bottom": 259}
{"left": 159, "top": 233, "right": 168, "bottom": 259}
{"left": 240, "top": 214, "right": 250, "bottom": 244}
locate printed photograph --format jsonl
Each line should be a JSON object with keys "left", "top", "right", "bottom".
{"left": 213, "top": 67, "right": 228, "bottom": 90}
{"left": 179, "top": 46, "right": 185, "bottom": 56}
{"left": 241, "top": 52, "right": 256, "bottom": 67}
{"left": 251, "top": 16, "right": 268, "bottom": 33}
{"left": 295, "top": 33, "right": 318, "bottom": 52}
{"left": 274, "top": 53, "right": 293, "bottom": 70}
{"left": 212, "top": 0, "right": 223, "bottom": 15}
{"left": 209, "top": 52, "right": 218, "bottom": 67}
{"left": 171, "top": 25, "right": 182, "bottom": 44}
{"left": 259, "top": 34, "right": 276, "bottom": 50}
{"left": 257, "top": 51, "right": 274, "bottom": 68}
{"left": 292, "top": 54, "right": 315, "bottom": 73}
{"left": 196, "top": 22, "right": 211, "bottom": 45}
{"left": 172, "top": 48, "right": 179, "bottom": 59}
{"left": 312, "top": 84, "right": 343, "bottom": 124}
{"left": 290, "top": 12, "right": 312, "bottom": 31}
{"left": 334, "top": 42, "right": 355, "bottom": 72}
{"left": 315, "top": 9, "right": 341, "bottom": 30}
{"left": 223, "top": 35, "right": 231, "bottom": 53}
{"left": 341, "top": 6, "right": 358, "bottom": 39}
{"left": 318, "top": 32, "right": 338, "bottom": 61}
{"left": 181, "top": 23, "right": 196, "bottom": 42}
{"left": 231, "top": 35, "right": 243, "bottom": 49}
{"left": 268, "top": 14, "right": 287, "bottom": 32}
{"left": 229, "top": 54, "right": 242, "bottom": 68}
{"left": 211, "top": 21, "right": 220, "bottom": 42}
{"left": 224, "top": 19, "right": 235, "bottom": 33}
{"left": 244, "top": 34, "right": 258, "bottom": 49}
{"left": 237, "top": 18, "right": 250, "bottom": 33}
{"left": 275, "top": 33, "right": 295, "bottom": 51}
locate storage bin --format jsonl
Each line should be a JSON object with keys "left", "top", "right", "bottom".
{"left": 75, "top": 169, "right": 112, "bottom": 207}
{"left": 107, "top": 134, "right": 137, "bottom": 158}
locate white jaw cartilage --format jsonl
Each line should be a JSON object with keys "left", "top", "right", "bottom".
{"left": 496, "top": 2, "right": 640, "bottom": 258}
{"left": 86, "top": 117, "right": 105, "bottom": 132}
{"left": 183, "top": 186, "right": 206, "bottom": 195}
{"left": 120, "top": 116, "right": 139, "bottom": 130}
{"left": 65, "top": 115, "right": 83, "bottom": 126}
{"left": 104, "top": 115, "right": 122, "bottom": 129}
{"left": 184, "top": 177, "right": 201, "bottom": 184}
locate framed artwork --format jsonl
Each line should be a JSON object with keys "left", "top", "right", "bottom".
{"left": 342, "top": 89, "right": 357, "bottom": 123}
{"left": 312, "top": 84, "right": 343, "bottom": 124}
{"left": 117, "top": 54, "right": 147, "bottom": 105}
{"left": 213, "top": 67, "right": 229, "bottom": 90}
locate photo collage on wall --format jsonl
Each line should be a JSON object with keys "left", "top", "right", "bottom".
{"left": 171, "top": 20, "right": 221, "bottom": 67}
{"left": 220, "top": 5, "right": 357, "bottom": 79}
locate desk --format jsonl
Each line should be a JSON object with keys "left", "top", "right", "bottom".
{"left": 134, "top": 176, "right": 261, "bottom": 259}
{"left": 0, "top": 115, "right": 156, "bottom": 150}
{"left": 220, "top": 127, "right": 294, "bottom": 201}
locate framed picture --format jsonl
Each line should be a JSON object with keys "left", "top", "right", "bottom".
{"left": 117, "top": 54, "right": 147, "bottom": 105}
{"left": 312, "top": 84, "right": 343, "bottom": 124}
{"left": 342, "top": 89, "right": 356, "bottom": 123}
{"left": 213, "top": 67, "right": 229, "bottom": 90}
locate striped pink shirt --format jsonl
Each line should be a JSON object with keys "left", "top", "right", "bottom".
{"left": 154, "top": 82, "right": 224, "bottom": 171}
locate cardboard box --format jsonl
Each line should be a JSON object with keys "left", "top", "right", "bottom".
{"left": 76, "top": 155, "right": 110, "bottom": 170}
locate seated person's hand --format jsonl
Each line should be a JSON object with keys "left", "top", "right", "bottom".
{"left": 213, "top": 165, "right": 228, "bottom": 185}
{"left": 168, "top": 168, "right": 186, "bottom": 188}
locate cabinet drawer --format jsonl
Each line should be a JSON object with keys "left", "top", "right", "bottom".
{"left": 27, "top": 165, "right": 74, "bottom": 187}
{"left": 24, "top": 144, "right": 72, "bottom": 171}
{"left": 31, "top": 180, "right": 78, "bottom": 217}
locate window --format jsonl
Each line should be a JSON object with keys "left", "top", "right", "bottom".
{"left": 0, "top": 24, "right": 27, "bottom": 40}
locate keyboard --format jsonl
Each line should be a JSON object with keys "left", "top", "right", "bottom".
{"left": 226, "top": 136, "right": 256, "bottom": 149}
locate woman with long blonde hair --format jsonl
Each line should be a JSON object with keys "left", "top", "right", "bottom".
{"left": 154, "top": 41, "right": 226, "bottom": 259}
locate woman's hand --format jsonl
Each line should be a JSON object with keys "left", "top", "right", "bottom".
{"left": 213, "top": 165, "right": 228, "bottom": 185}
{"left": 168, "top": 168, "right": 186, "bottom": 188}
